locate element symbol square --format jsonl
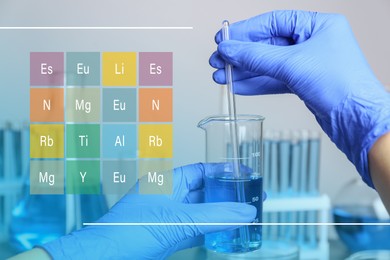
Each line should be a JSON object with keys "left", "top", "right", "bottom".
{"left": 139, "top": 52, "right": 172, "bottom": 86}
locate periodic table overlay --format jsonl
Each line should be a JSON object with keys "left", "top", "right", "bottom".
{"left": 29, "top": 52, "right": 173, "bottom": 195}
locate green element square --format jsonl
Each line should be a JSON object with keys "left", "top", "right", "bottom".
{"left": 66, "top": 160, "right": 100, "bottom": 194}
{"left": 66, "top": 124, "right": 100, "bottom": 158}
{"left": 102, "top": 160, "right": 137, "bottom": 195}
{"left": 66, "top": 88, "right": 100, "bottom": 122}
{"left": 30, "top": 160, "right": 64, "bottom": 194}
{"left": 66, "top": 52, "right": 100, "bottom": 86}
{"left": 138, "top": 159, "right": 173, "bottom": 195}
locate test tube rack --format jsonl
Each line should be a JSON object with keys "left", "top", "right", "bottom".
{"left": 263, "top": 195, "right": 330, "bottom": 260}
{"left": 262, "top": 130, "right": 329, "bottom": 260}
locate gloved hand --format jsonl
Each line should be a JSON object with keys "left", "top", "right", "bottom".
{"left": 40, "top": 163, "right": 258, "bottom": 259}
{"left": 209, "top": 10, "right": 390, "bottom": 188}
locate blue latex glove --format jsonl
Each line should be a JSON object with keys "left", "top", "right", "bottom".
{"left": 40, "top": 163, "right": 257, "bottom": 259}
{"left": 209, "top": 10, "right": 390, "bottom": 188}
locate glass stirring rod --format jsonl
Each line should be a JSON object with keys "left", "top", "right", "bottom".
{"left": 222, "top": 20, "right": 250, "bottom": 248}
{"left": 222, "top": 20, "right": 241, "bottom": 180}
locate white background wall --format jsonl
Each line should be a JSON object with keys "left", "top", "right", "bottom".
{"left": 0, "top": 0, "right": 389, "bottom": 203}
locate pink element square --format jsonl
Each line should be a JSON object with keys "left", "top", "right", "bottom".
{"left": 139, "top": 52, "right": 172, "bottom": 86}
{"left": 30, "top": 52, "right": 64, "bottom": 86}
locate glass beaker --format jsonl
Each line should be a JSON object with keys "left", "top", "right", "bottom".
{"left": 198, "top": 114, "right": 264, "bottom": 253}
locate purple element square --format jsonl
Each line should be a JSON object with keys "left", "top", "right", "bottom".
{"left": 139, "top": 52, "right": 172, "bottom": 86}
{"left": 30, "top": 52, "right": 64, "bottom": 86}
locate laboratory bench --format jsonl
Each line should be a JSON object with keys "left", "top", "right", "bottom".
{"left": 0, "top": 240, "right": 350, "bottom": 259}
{"left": 168, "top": 240, "right": 350, "bottom": 260}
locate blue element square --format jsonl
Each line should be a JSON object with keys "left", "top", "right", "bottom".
{"left": 102, "top": 88, "right": 137, "bottom": 122}
{"left": 66, "top": 52, "right": 100, "bottom": 86}
{"left": 102, "top": 160, "right": 137, "bottom": 195}
{"left": 102, "top": 124, "right": 136, "bottom": 158}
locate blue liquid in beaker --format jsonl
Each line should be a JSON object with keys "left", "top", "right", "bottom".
{"left": 204, "top": 175, "right": 263, "bottom": 253}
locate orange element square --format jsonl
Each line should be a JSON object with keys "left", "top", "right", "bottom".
{"left": 139, "top": 88, "right": 172, "bottom": 122}
{"left": 30, "top": 88, "right": 64, "bottom": 122}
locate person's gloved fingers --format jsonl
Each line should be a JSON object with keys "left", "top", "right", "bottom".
{"left": 126, "top": 163, "right": 206, "bottom": 202}
{"left": 184, "top": 190, "right": 204, "bottom": 204}
{"left": 171, "top": 163, "right": 227, "bottom": 202}
{"left": 212, "top": 71, "right": 291, "bottom": 96}
{"left": 210, "top": 34, "right": 293, "bottom": 70}
{"left": 160, "top": 202, "right": 256, "bottom": 248}
{"left": 171, "top": 163, "right": 255, "bottom": 203}
{"left": 215, "top": 10, "right": 318, "bottom": 44}
{"left": 212, "top": 67, "right": 290, "bottom": 94}
{"left": 234, "top": 76, "right": 291, "bottom": 95}
{"left": 209, "top": 51, "right": 226, "bottom": 69}
{"left": 217, "top": 40, "right": 296, "bottom": 81}
{"left": 171, "top": 163, "right": 205, "bottom": 202}
{"left": 210, "top": 51, "right": 291, "bottom": 95}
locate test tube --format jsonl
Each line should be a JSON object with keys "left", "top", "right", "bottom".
{"left": 279, "top": 130, "right": 290, "bottom": 196}
{"left": 299, "top": 130, "right": 309, "bottom": 195}
{"left": 278, "top": 131, "right": 290, "bottom": 239}
{"left": 269, "top": 131, "right": 279, "bottom": 239}
{"left": 308, "top": 131, "right": 320, "bottom": 195}
{"left": 270, "top": 131, "right": 279, "bottom": 196}
{"left": 289, "top": 131, "right": 300, "bottom": 240}
{"left": 290, "top": 131, "right": 300, "bottom": 194}
{"left": 307, "top": 131, "right": 321, "bottom": 247}
{"left": 298, "top": 130, "right": 309, "bottom": 245}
